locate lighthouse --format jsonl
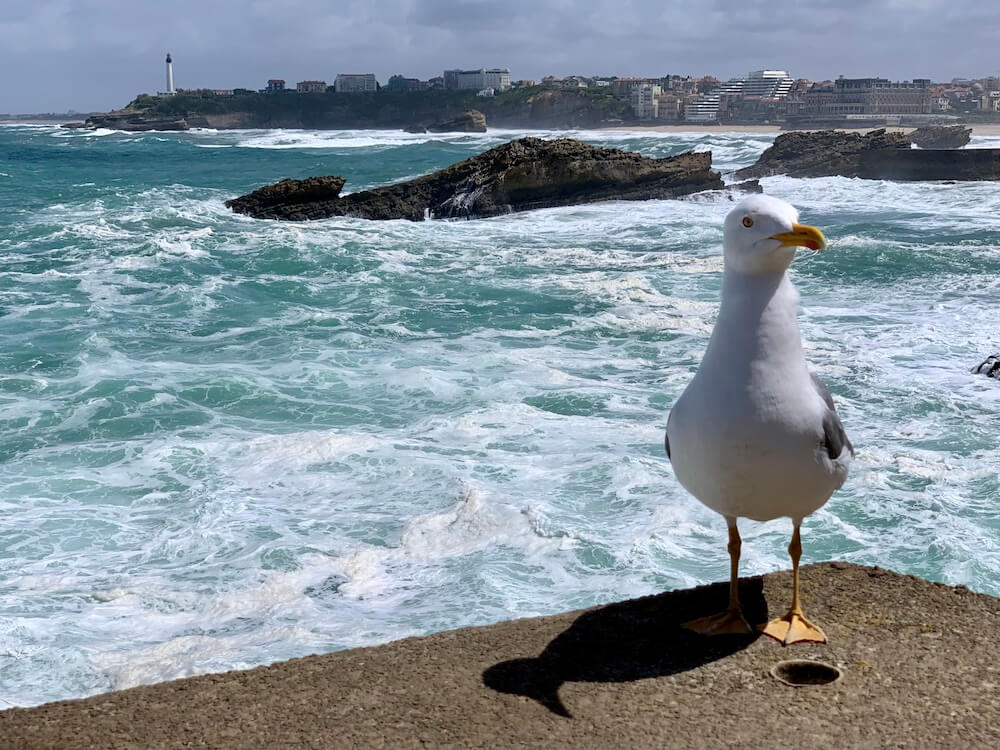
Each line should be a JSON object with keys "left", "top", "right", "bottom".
{"left": 165, "top": 53, "right": 175, "bottom": 95}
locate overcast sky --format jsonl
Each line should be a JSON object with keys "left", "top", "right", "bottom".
{"left": 3, "top": 0, "right": 998, "bottom": 113}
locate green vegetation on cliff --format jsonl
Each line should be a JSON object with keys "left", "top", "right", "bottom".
{"left": 128, "top": 89, "right": 480, "bottom": 119}
{"left": 122, "top": 86, "right": 631, "bottom": 129}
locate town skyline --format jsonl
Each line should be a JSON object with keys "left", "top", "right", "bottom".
{"left": 135, "top": 67, "right": 997, "bottom": 128}
{"left": 7, "top": 61, "right": 1000, "bottom": 118}
{"left": 3, "top": 0, "right": 1000, "bottom": 113}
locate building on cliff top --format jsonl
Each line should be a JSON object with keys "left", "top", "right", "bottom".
{"left": 165, "top": 53, "right": 175, "bottom": 96}
{"left": 385, "top": 75, "right": 425, "bottom": 93}
{"left": 610, "top": 77, "right": 650, "bottom": 99}
{"left": 157, "top": 53, "right": 176, "bottom": 97}
{"left": 443, "top": 69, "right": 511, "bottom": 92}
{"left": 296, "top": 80, "right": 327, "bottom": 93}
{"left": 335, "top": 74, "right": 378, "bottom": 93}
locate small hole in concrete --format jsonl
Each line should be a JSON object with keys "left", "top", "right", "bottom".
{"left": 770, "top": 660, "right": 842, "bottom": 687}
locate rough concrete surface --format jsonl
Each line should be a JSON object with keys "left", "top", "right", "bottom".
{"left": 2, "top": 562, "right": 999, "bottom": 749}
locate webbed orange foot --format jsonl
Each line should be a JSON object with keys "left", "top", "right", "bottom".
{"left": 683, "top": 607, "right": 755, "bottom": 636}
{"left": 761, "top": 610, "right": 827, "bottom": 646}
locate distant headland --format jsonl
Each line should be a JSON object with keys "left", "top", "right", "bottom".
{"left": 64, "top": 87, "right": 630, "bottom": 132}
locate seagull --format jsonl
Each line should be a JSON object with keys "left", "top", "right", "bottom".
{"left": 665, "top": 194, "right": 853, "bottom": 645}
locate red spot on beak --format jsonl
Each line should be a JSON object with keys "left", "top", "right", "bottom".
{"left": 804, "top": 240, "right": 820, "bottom": 251}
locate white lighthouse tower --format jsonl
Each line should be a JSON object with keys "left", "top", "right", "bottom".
{"left": 165, "top": 53, "right": 175, "bottom": 95}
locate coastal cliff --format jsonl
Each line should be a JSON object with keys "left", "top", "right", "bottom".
{"left": 2, "top": 563, "right": 997, "bottom": 749}
{"left": 225, "top": 137, "right": 725, "bottom": 221}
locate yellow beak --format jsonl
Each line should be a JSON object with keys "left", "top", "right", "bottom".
{"left": 770, "top": 223, "right": 827, "bottom": 251}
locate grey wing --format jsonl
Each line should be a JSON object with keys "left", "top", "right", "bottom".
{"left": 664, "top": 406, "right": 676, "bottom": 460}
{"left": 810, "top": 373, "right": 854, "bottom": 460}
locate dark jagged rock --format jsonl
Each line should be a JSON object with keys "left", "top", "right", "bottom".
{"left": 910, "top": 125, "right": 972, "bottom": 149}
{"left": 684, "top": 179, "right": 763, "bottom": 204}
{"left": 225, "top": 137, "right": 724, "bottom": 222}
{"left": 82, "top": 110, "right": 189, "bottom": 132}
{"left": 427, "top": 109, "right": 487, "bottom": 133}
{"left": 735, "top": 129, "right": 911, "bottom": 179}
{"left": 972, "top": 355, "right": 1000, "bottom": 379}
{"left": 226, "top": 177, "right": 347, "bottom": 222}
{"left": 725, "top": 179, "right": 763, "bottom": 195}
{"left": 400, "top": 111, "right": 486, "bottom": 134}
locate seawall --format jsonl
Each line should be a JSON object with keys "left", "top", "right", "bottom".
{"left": 859, "top": 148, "right": 1000, "bottom": 180}
{"left": 1, "top": 562, "right": 997, "bottom": 748}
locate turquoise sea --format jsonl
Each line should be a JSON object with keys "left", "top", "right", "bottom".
{"left": 1, "top": 123, "right": 998, "bottom": 707}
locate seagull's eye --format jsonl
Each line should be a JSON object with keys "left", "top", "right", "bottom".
{"left": 742, "top": 216, "right": 754, "bottom": 228}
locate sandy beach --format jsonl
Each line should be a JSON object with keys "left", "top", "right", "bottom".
{"left": 2, "top": 562, "right": 998, "bottom": 749}
{"left": 602, "top": 123, "right": 1000, "bottom": 136}
{"left": 603, "top": 124, "right": 783, "bottom": 133}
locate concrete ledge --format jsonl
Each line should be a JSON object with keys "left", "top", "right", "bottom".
{"left": 2, "top": 562, "right": 998, "bottom": 748}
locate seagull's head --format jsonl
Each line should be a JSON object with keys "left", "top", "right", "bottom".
{"left": 722, "top": 194, "right": 827, "bottom": 274}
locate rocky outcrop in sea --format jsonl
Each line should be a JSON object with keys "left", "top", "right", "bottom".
{"left": 910, "top": 125, "right": 972, "bottom": 149}
{"left": 734, "top": 129, "right": 911, "bottom": 179}
{"left": 406, "top": 110, "right": 488, "bottom": 134}
{"left": 80, "top": 110, "right": 190, "bottom": 132}
{"left": 972, "top": 355, "right": 1000, "bottom": 379}
{"left": 427, "top": 110, "right": 487, "bottom": 133}
{"left": 225, "top": 137, "right": 725, "bottom": 222}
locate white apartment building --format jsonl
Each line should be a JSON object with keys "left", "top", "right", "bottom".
{"left": 631, "top": 84, "right": 661, "bottom": 120}
{"left": 334, "top": 73, "right": 377, "bottom": 93}
{"left": 456, "top": 68, "right": 511, "bottom": 92}
{"left": 483, "top": 68, "right": 511, "bottom": 91}
{"left": 684, "top": 70, "right": 793, "bottom": 121}
{"left": 743, "top": 70, "right": 794, "bottom": 98}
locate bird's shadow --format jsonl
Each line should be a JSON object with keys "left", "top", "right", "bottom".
{"left": 482, "top": 576, "right": 767, "bottom": 717}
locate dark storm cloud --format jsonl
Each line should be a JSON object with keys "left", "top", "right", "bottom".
{"left": 2, "top": 0, "right": 997, "bottom": 113}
